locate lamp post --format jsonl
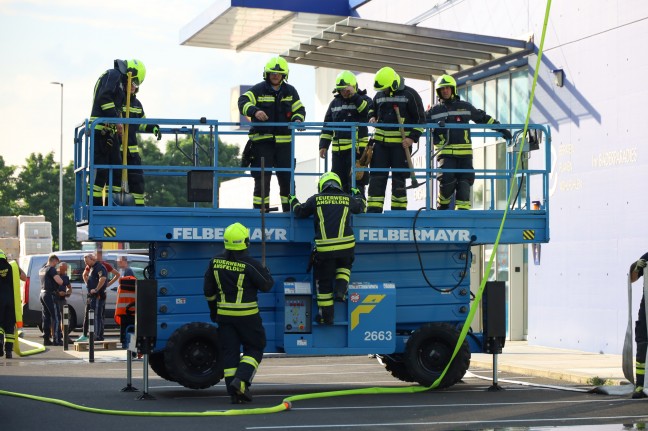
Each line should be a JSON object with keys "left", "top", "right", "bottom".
{"left": 51, "top": 82, "right": 64, "bottom": 251}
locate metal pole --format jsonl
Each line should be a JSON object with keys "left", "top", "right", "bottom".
{"left": 50, "top": 82, "right": 64, "bottom": 251}
{"left": 88, "top": 308, "right": 94, "bottom": 363}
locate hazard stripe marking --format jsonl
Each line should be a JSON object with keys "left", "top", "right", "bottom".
{"left": 523, "top": 230, "right": 535, "bottom": 240}
{"left": 103, "top": 227, "right": 117, "bottom": 237}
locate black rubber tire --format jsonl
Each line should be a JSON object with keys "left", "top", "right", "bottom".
{"left": 404, "top": 322, "right": 471, "bottom": 388}
{"left": 164, "top": 322, "right": 222, "bottom": 389}
{"left": 377, "top": 354, "right": 416, "bottom": 383}
{"left": 149, "top": 351, "right": 176, "bottom": 382}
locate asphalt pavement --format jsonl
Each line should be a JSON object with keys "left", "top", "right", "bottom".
{"left": 1, "top": 328, "right": 646, "bottom": 431}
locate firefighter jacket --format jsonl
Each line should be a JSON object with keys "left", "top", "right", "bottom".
{"left": 203, "top": 250, "right": 274, "bottom": 321}
{"left": 372, "top": 82, "right": 425, "bottom": 145}
{"left": 90, "top": 67, "right": 126, "bottom": 133}
{"left": 122, "top": 95, "right": 156, "bottom": 154}
{"left": 319, "top": 90, "right": 374, "bottom": 153}
{"left": 291, "top": 189, "right": 366, "bottom": 257}
{"left": 238, "top": 81, "right": 306, "bottom": 144}
{"left": 426, "top": 95, "right": 502, "bottom": 157}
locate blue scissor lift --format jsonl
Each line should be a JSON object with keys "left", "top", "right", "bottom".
{"left": 73, "top": 118, "right": 550, "bottom": 389}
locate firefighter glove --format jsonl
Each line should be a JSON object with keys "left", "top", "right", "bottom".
{"left": 351, "top": 188, "right": 360, "bottom": 196}
{"left": 152, "top": 125, "right": 162, "bottom": 140}
{"left": 207, "top": 300, "right": 218, "bottom": 322}
{"left": 501, "top": 129, "right": 513, "bottom": 141}
{"left": 636, "top": 259, "right": 647, "bottom": 269}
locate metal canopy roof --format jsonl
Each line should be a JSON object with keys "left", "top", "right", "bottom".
{"left": 282, "top": 17, "right": 534, "bottom": 82}
{"left": 180, "top": 0, "right": 349, "bottom": 53}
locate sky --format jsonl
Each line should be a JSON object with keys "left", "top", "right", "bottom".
{"left": 0, "top": 0, "right": 316, "bottom": 168}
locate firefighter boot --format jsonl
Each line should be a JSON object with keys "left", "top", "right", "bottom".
{"left": 230, "top": 377, "right": 252, "bottom": 402}
{"left": 334, "top": 286, "right": 347, "bottom": 302}
{"left": 4, "top": 344, "right": 11, "bottom": 359}
{"left": 633, "top": 386, "right": 647, "bottom": 399}
{"left": 317, "top": 306, "right": 334, "bottom": 325}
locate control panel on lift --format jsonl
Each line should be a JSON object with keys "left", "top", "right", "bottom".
{"left": 282, "top": 281, "right": 397, "bottom": 355}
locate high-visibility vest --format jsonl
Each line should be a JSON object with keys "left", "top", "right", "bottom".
{"left": 114, "top": 276, "right": 136, "bottom": 325}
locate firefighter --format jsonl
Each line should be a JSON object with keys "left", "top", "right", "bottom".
{"left": 123, "top": 62, "right": 161, "bottom": 206}
{"left": 426, "top": 74, "right": 512, "bottom": 210}
{"left": 0, "top": 249, "right": 26, "bottom": 358}
{"left": 238, "top": 56, "right": 306, "bottom": 212}
{"left": 367, "top": 67, "right": 425, "bottom": 213}
{"left": 319, "top": 70, "right": 374, "bottom": 195}
{"left": 89, "top": 59, "right": 145, "bottom": 206}
{"left": 290, "top": 172, "right": 366, "bottom": 324}
{"left": 630, "top": 254, "right": 648, "bottom": 398}
{"left": 203, "top": 223, "right": 274, "bottom": 404}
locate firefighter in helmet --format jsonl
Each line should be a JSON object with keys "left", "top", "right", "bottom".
{"left": 426, "top": 74, "right": 512, "bottom": 210}
{"left": 290, "top": 172, "right": 366, "bottom": 324}
{"left": 238, "top": 56, "right": 306, "bottom": 212}
{"left": 89, "top": 59, "right": 146, "bottom": 206}
{"left": 0, "top": 249, "right": 26, "bottom": 358}
{"left": 204, "top": 222, "right": 274, "bottom": 404}
{"left": 319, "top": 70, "right": 374, "bottom": 195}
{"left": 366, "top": 67, "right": 425, "bottom": 213}
{"left": 122, "top": 59, "right": 161, "bottom": 206}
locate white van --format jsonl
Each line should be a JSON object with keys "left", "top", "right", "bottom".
{"left": 20, "top": 251, "right": 149, "bottom": 332}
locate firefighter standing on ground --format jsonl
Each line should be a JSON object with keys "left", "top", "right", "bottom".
{"left": 89, "top": 59, "right": 145, "bottom": 206}
{"left": 203, "top": 223, "right": 274, "bottom": 404}
{"left": 426, "top": 74, "right": 512, "bottom": 210}
{"left": 0, "top": 249, "right": 26, "bottom": 358}
{"left": 630, "top": 254, "right": 648, "bottom": 399}
{"left": 123, "top": 60, "right": 161, "bottom": 206}
{"left": 290, "top": 172, "right": 366, "bottom": 324}
{"left": 319, "top": 70, "right": 374, "bottom": 195}
{"left": 238, "top": 56, "right": 306, "bottom": 212}
{"left": 367, "top": 67, "right": 425, "bottom": 213}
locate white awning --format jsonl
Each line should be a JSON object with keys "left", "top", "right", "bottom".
{"left": 180, "top": 0, "right": 349, "bottom": 53}
{"left": 281, "top": 17, "right": 533, "bottom": 81}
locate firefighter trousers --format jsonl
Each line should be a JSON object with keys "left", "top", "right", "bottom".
{"left": 92, "top": 131, "right": 122, "bottom": 206}
{"left": 367, "top": 142, "right": 408, "bottom": 212}
{"left": 219, "top": 315, "right": 267, "bottom": 394}
{"left": 251, "top": 140, "right": 292, "bottom": 212}
{"left": 126, "top": 150, "right": 145, "bottom": 206}
{"left": 437, "top": 156, "right": 475, "bottom": 210}
{"left": 636, "top": 294, "right": 647, "bottom": 387}
{"left": 331, "top": 149, "right": 368, "bottom": 195}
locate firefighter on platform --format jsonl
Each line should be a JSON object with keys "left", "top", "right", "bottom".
{"left": 123, "top": 59, "right": 161, "bottom": 206}
{"left": 290, "top": 172, "right": 366, "bottom": 324}
{"left": 319, "top": 70, "right": 374, "bottom": 195}
{"left": 89, "top": 59, "right": 145, "bottom": 206}
{"left": 238, "top": 56, "right": 306, "bottom": 212}
{"left": 203, "top": 223, "right": 274, "bottom": 404}
{"left": 426, "top": 74, "right": 512, "bottom": 210}
{"left": 0, "top": 249, "right": 26, "bottom": 358}
{"left": 367, "top": 67, "right": 425, "bottom": 213}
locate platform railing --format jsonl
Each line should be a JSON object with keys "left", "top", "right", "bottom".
{"left": 73, "top": 117, "right": 551, "bottom": 223}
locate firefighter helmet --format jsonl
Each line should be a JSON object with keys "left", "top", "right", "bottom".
{"left": 333, "top": 70, "right": 357, "bottom": 93}
{"left": 318, "top": 172, "right": 343, "bottom": 193}
{"left": 263, "top": 56, "right": 289, "bottom": 81}
{"left": 435, "top": 74, "right": 456, "bottom": 98}
{"left": 374, "top": 67, "right": 400, "bottom": 92}
{"left": 0, "top": 249, "right": 5, "bottom": 260}
{"left": 127, "top": 59, "right": 146, "bottom": 86}
{"left": 223, "top": 222, "right": 250, "bottom": 251}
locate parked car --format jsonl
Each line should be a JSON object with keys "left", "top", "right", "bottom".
{"left": 19, "top": 250, "right": 150, "bottom": 333}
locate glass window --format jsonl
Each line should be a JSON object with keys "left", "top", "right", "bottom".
{"left": 511, "top": 69, "right": 528, "bottom": 124}
{"left": 496, "top": 75, "right": 511, "bottom": 124}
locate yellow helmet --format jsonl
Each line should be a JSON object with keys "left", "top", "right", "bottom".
{"left": 223, "top": 222, "right": 249, "bottom": 251}
{"left": 127, "top": 59, "right": 146, "bottom": 86}
{"left": 318, "top": 171, "right": 343, "bottom": 193}
{"left": 374, "top": 67, "right": 400, "bottom": 92}
{"left": 435, "top": 74, "right": 456, "bottom": 98}
{"left": 263, "top": 56, "right": 289, "bottom": 81}
{"left": 333, "top": 70, "right": 357, "bottom": 93}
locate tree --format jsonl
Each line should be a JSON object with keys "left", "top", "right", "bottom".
{"left": 0, "top": 156, "right": 18, "bottom": 216}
